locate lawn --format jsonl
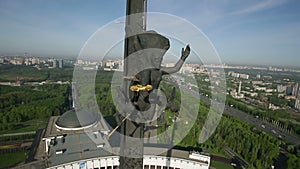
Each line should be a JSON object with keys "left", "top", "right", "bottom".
{"left": 0, "top": 150, "right": 28, "bottom": 168}
{"left": 0, "top": 122, "right": 46, "bottom": 135}
{"left": 210, "top": 160, "right": 235, "bottom": 169}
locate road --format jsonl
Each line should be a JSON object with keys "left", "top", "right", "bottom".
{"left": 178, "top": 85, "right": 300, "bottom": 146}
{"left": 225, "top": 147, "right": 249, "bottom": 168}
{"left": 224, "top": 106, "right": 300, "bottom": 145}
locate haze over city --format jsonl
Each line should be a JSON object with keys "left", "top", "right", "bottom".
{"left": 0, "top": 0, "right": 300, "bottom": 68}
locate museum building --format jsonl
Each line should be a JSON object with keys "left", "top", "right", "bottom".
{"left": 24, "top": 109, "right": 210, "bottom": 169}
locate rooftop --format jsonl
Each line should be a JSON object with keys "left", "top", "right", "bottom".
{"left": 55, "top": 109, "right": 100, "bottom": 131}
{"left": 31, "top": 110, "right": 209, "bottom": 168}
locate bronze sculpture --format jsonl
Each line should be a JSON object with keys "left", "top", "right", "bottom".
{"left": 126, "top": 29, "right": 190, "bottom": 113}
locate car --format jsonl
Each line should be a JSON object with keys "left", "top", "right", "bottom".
{"left": 261, "top": 124, "right": 265, "bottom": 128}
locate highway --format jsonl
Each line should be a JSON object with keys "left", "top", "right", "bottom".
{"left": 179, "top": 85, "right": 300, "bottom": 146}
{"left": 224, "top": 105, "right": 300, "bottom": 145}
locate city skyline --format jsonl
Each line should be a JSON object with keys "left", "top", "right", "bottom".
{"left": 0, "top": 0, "right": 300, "bottom": 68}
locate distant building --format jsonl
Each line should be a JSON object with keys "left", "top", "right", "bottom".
{"left": 243, "top": 91, "right": 258, "bottom": 97}
{"left": 266, "top": 89, "right": 275, "bottom": 93}
{"left": 231, "top": 72, "right": 240, "bottom": 78}
{"left": 228, "top": 71, "right": 249, "bottom": 79}
{"left": 252, "top": 81, "right": 263, "bottom": 85}
{"left": 76, "top": 59, "right": 85, "bottom": 65}
{"left": 285, "top": 86, "right": 293, "bottom": 96}
{"left": 284, "top": 95, "right": 296, "bottom": 100}
{"left": 263, "top": 75, "right": 272, "bottom": 79}
{"left": 292, "top": 83, "right": 299, "bottom": 96}
{"left": 277, "top": 85, "right": 286, "bottom": 93}
{"left": 105, "top": 60, "right": 114, "bottom": 68}
{"left": 24, "top": 58, "right": 31, "bottom": 65}
{"left": 16, "top": 58, "right": 24, "bottom": 65}
{"left": 192, "top": 65, "right": 206, "bottom": 74}
{"left": 179, "top": 64, "right": 193, "bottom": 74}
{"left": 295, "top": 84, "right": 300, "bottom": 110}
{"left": 295, "top": 99, "right": 300, "bottom": 110}
{"left": 238, "top": 81, "right": 242, "bottom": 94}
{"left": 58, "top": 59, "right": 63, "bottom": 68}
{"left": 31, "top": 58, "right": 40, "bottom": 65}
{"left": 52, "top": 59, "right": 63, "bottom": 68}
{"left": 298, "top": 85, "right": 300, "bottom": 98}
{"left": 254, "top": 86, "right": 267, "bottom": 91}
{"left": 285, "top": 83, "right": 298, "bottom": 96}
{"left": 268, "top": 66, "right": 273, "bottom": 71}
{"left": 239, "top": 74, "right": 249, "bottom": 80}
{"left": 165, "top": 63, "right": 175, "bottom": 67}
{"left": 231, "top": 81, "right": 244, "bottom": 99}
{"left": 53, "top": 59, "right": 57, "bottom": 68}
{"left": 113, "top": 59, "right": 123, "bottom": 71}
{"left": 268, "top": 103, "right": 280, "bottom": 110}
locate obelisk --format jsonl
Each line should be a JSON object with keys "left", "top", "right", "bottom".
{"left": 120, "top": 0, "right": 147, "bottom": 168}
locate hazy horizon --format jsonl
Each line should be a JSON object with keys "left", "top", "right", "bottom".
{"left": 1, "top": 0, "right": 300, "bottom": 68}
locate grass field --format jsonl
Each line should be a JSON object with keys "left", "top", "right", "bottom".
{"left": 0, "top": 150, "right": 28, "bottom": 168}
{"left": 210, "top": 160, "right": 235, "bottom": 169}
{"left": 0, "top": 121, "right": 47, "bottom": 135}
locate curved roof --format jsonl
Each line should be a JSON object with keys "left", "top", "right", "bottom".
{"left": 55, "top": 109, "right": 99, "bottom": 130}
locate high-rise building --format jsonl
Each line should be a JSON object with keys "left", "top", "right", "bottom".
{"left": 295, "top": 99, "right": 300, "bottom": 110}
{"left": 286, "top": 83, "right": 299, "bottom": 96}
{"left": 286, "top": 86, "right": 293, "bottom": 96}
{"left": 53, "top": 59, "right": 57, "bottom": 68}
{"left": 293, "top": 83, "right": 299, "bottom": 96}
{"left": 295, "top": 83, "right": 300, "bottom": 110}
{"left": 298, "top": 85, "right": 300, "bottom": 98}
{"left": 238, "top": 81, "right": 242, "bottom": 94}
{"left": 277, "top": 85, "right": 286, "bottom": 93}
{"left": 52, "top": 59, "right": 63, "bottom": 68}
{"left": 58, "top": 59, "right": 63, "bottom": 68}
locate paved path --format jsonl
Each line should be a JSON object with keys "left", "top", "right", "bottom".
{"left": 0, "top": 131, "right": 36, "bottom": 137}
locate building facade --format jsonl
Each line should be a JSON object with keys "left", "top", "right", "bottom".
{"left": 24, "top": 109, "right": 210, "bottom": 169}
{"left": 47, "top": 153, "right": 210, "bottom": 169}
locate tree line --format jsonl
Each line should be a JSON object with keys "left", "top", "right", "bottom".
{"left": 0, "top": 84, "right": 69, "bottom": 132}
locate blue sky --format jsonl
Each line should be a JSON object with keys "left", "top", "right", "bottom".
{"left": 0, "top": 0, "right": 300, "bottom": 68}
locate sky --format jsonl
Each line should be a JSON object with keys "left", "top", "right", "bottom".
{"left": 0, "top": 0, "right": 300, "bottom": 68}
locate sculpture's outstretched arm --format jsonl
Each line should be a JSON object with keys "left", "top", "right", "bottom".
{"left": 161, "top": 45, "right": 190, "bottom": 74}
